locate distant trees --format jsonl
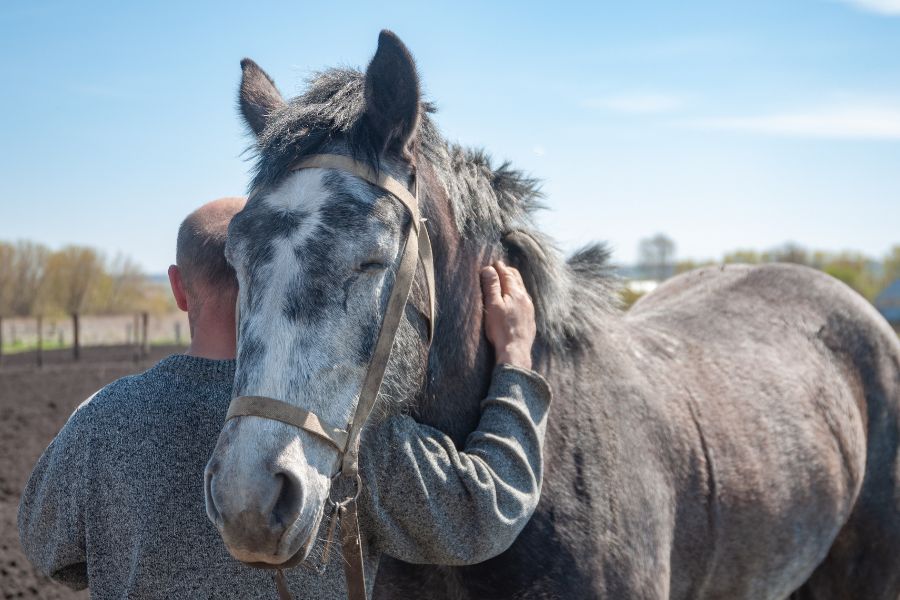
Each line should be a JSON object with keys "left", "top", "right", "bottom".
{"left": 767, "top": 243, "right": 809, "bottom": 265}
{"left": 637, "top": 237, "right": 900, "bottom": 304}
{"left": 818, "top": 253, "right": 882, "bottom": 301}
{"left": 884, "top": 246, "right": 900, "bottom": 285}
{"left": 722, "top": 250, "right": 762, "bottom": 264}
{"left": 718, "top": 245, "right": 882, "bottom": 298}
{"left": 0, "top": 242, "right": 13, "bottom": 317}
{"left": 619, "top": 287, "right": 646, "bottom": 310}
{"left": 638, "top": 234, "right": 676, "bottom": 281}
{"left": 5, "top": 241, "right": 50, "bottom": 317}
{"left": 98, "top": 255, "right": 148, "bottom": 313}
{"left": 0, "top": 240, "right": 173, "bottom": 317}
{"left": 43, "top": 246, "right": 105, "bottom": 314}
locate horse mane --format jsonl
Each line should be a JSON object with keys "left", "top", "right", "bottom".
{"left": 247, "top": 68, "right": 620, "bottom": 356}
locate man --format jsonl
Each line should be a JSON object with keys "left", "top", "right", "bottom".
{"left": 19, "top": 197, "right": 551, "bottom": 598}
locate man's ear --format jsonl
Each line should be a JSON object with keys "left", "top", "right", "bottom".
{"left": 168, "top": 265, "right": 189, "bottom": 312}
{"left": 239, "top": 58, "right": 285, "bottom": 137}
{"left": 364, "top": 30, "right": 421, "bottom": 155}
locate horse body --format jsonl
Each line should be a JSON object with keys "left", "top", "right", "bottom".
{"left": 376, "top": 258, "right": 900, "bottom": 599}
{"left": 207, "top": 30, "right": 900, "bottom": 599}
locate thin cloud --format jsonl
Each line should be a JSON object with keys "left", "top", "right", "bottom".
{"left": 837, "top": 0, "right": 900, "bottom": 15}
{"left": 689, "top": 104, "right": 900, "bottom": 140}
{"left": 582, "top": 93, "right": 685, "bottom": 115}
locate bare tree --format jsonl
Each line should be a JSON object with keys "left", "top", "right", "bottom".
{"left": 0, "top": 242, "right": 14, "bottom": 316}
{"left": 103, "top": 253, "right": 146, "bottom": 313}
{"left": 766, "top": 243, "right": 809, "bottom": 265}
{"left": 638, "top": 234, "right": 676, "bottom": 281}
{"left": 43, "top": 245, "right": 105, "bottom": 314}
{"left": 883, "top": 245, "right": 900, "bottom": 285}
{"left": 11, "top": 241, "right": 50, "bottom": 316}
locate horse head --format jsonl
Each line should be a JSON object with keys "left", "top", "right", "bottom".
{"left": 204, "top": 30, "right": 436, "bottom": 566}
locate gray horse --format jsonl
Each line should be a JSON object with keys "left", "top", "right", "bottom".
{"left": 206, "top": 30, "right": 900, "bottom": 599}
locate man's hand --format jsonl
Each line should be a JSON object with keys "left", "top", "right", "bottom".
{"left": 480, "top": 261, "right": 537, "bottom": 370}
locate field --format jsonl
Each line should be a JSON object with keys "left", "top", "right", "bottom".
{"left": 0, "top": 345, "right": 186, "bottom": 599}
{"left": 1, "top": 313, "right": 190, "bottom": 357}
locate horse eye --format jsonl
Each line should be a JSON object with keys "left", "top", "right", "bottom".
{"left": 358, "top": 261, "right": 387, "bottom": 273}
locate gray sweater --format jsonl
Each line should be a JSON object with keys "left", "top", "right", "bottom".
{"left": 18, "top": 354, "right": 551, "bottom": 599}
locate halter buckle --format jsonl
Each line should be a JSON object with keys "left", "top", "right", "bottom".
{"left": 329, "top": 472, "right": 362, "bottom": 507}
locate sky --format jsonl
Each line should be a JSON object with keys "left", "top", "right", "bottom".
{"left": 1, "top": 0, "right": 899, "bottom": 273}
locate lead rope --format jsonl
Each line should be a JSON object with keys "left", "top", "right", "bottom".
{"left": 274, "top": 570, "right": 292, "bottom": 600}
{"left": 229, "top": 154, "right": 435, "bottom": 600}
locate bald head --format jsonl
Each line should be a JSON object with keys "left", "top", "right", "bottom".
{"left": 176, "top": 197, "right": 246, "bottom": 298}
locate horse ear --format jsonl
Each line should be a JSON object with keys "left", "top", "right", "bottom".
{"left": 239, "top": 58, "right": 285, "bottom": 137}
{"left": 364, "top": 30, "right": 421, "bottom": 155}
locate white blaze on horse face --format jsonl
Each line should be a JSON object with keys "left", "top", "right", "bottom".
{"left": 206, "top": 167, "right": 403, "bottom": 563}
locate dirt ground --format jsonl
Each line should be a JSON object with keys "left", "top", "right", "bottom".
{"left": 0, "top": 345, "right": 186, "bottom": 599}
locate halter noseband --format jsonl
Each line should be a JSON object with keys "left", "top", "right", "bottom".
{"left": 224, "top": 154, "right": 436, "bottom": 600}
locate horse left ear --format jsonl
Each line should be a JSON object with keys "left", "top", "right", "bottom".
{"left": 239, "top": 58, "right": 285, "bottom": 137}
{"left": 364, "top": 30, "right": 421, "bottom": 155}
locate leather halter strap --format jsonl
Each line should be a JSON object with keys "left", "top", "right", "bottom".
{"left": 226, "top": 395, "right": 348, "bottom": 450}
{"left": 225, "top": 154, "right": 436, "bottom": 600}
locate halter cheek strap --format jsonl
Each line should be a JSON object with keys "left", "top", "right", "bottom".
{"left": 225, "top": 154, "right": 436, "bottom": 600}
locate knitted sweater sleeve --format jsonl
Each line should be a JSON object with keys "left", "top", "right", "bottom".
{"left": 359, "top": 364, "right": 552, "bottom": 565}
{"left": 17, "top": 400, "right": 95, "bottom": 590}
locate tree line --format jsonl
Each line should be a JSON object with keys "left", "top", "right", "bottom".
{"left": 0, "top": 241, "right": 174, "bottom": 318}
{"left": 678, "top": 244, "right": 900, "bottom": 302}
{"left": 638, "top": 235, "right": 900, "bottom": 303}
{"left": 5, "top": 236, "right": 898, "bottom": 318}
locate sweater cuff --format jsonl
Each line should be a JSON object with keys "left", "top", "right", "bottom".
{"left": 486, "top": 364, "right": 553, "bottom": 407}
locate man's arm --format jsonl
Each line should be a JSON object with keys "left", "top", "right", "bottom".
{"left": 359, "top": 261, "right": 551, "bottom": 565}
{"left": 17, "top": 401, "right": 93, "bottom": 589}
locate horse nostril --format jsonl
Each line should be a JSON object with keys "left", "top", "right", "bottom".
{"left": 272, "top": 471, "right": 304, "bottom": 528}
{"left": 205, "top": 469, "right": 223, "bottom": 527}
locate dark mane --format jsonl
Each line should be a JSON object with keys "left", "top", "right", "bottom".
{"left": 248, "top": 68, "right": 619, "bottom": 354}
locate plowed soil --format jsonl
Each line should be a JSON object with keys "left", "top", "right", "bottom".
{"left": 0, "top": 345, "right": 186, "bottom": 599}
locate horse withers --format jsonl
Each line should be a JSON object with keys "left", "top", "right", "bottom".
{"left": 204, "top": 30, "right": 900, "bottom": 599}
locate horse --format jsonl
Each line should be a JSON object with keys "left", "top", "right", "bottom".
{"left": 203, "top": 30, "right": 900, "bottom": 599}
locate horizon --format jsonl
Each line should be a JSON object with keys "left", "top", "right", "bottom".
{"left": 2, "top": 1, "right": 899, "bottom": 272}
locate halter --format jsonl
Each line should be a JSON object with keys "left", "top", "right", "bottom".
{"left": 225, "top": 154, "right": 436, "bottom": 600}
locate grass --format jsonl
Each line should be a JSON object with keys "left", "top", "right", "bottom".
{"left": 0, "top": 339, "right": 186, "bottom": 355}
{"left": 1, "top": 339, "right": 70, "bottom": 354}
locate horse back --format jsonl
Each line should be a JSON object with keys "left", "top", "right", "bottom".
{"left": 629, "top": 263, "right": 900, "bottom": 599}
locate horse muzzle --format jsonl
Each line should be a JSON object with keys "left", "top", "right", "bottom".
{"left": 204, "top": 425, "right": 331, "bottom": 565}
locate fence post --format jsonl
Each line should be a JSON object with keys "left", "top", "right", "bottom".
{"left": 0, "top": 315, "right": 4, "bottom": 367}
{"left": 36, "top": 315, "right": 43, "bottom": 368}
{"left": 133, "top": 313, "right": 140, "bottom": 362}
{"left": 72, "top": 312, "right": 80, "bottom": 361}
{"left": 141, "top": 312, "right": 149, "bottom": 358}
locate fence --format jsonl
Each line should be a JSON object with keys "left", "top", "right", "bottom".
{"left": 0, "top": 312, "right": 189, "bottom": 367}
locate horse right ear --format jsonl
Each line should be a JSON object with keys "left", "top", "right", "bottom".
{"left": 238, "top": 58, "right": 285, "bottom": 137}
{"left": 364, "top": 30, "right": 421, "bottom": 155}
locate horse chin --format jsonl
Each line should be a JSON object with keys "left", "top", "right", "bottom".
{"left": 222, "top": 504, "right": 324, "bottom": 567}
{"left": 277, "top": 503, "right": 326, "bottom": 563}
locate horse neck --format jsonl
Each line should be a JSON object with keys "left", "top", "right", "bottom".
{"left": 414, "top": 170, "right": 497, "bottom": 444}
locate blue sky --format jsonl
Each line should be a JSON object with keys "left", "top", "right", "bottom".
{"left": 1, "top": 0, "right": 898, "bottom": 272}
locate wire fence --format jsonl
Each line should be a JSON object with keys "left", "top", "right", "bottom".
{"left": 0, "top": 312, "right": 189, "bottom": 368}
